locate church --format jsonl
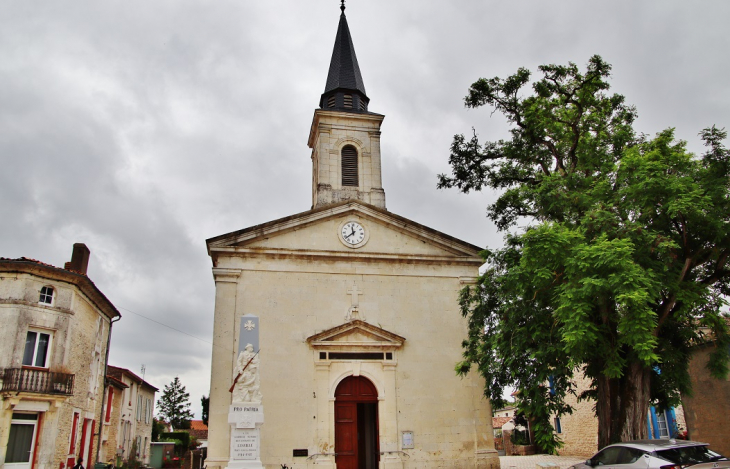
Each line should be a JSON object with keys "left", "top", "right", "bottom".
{"left": 205, "top": 5, "right": 500, "bottom": 469}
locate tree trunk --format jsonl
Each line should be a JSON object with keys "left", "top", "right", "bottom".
{"left": 596, "top": 361, "right": 650, "bottom": 448}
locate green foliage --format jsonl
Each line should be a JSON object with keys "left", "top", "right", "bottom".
{"left": 442, "top": 56, "right": 730, "bottom": 449}
{"left": 125, "top": 439, "right": 141, "bottom": 469}
{"left": 157, "top": 377, "right": 194, "bottom": 430}
{"left": 510, "top": 429, "right": 531, "bottom": 446}
{"left": 201, "top": 395, "right": 209, "bottom": 427}
{"left": 152, "top": 417, "right": 166, "bottom": 442}
{"left": 160, "top": 431, "right": 191, "bottom": 453}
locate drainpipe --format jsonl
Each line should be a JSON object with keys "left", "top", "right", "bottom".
{"left": 96, "top": 315, "right": 121, "bottom": 465}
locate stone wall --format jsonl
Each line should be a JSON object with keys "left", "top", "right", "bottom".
{"left": 555, "top": 373, "right": 598, "bottom": 458}
{"left": 100, "top": 384, "right": 125, "bottom": 464}
{"left": 682, "top": 343, "right": 730, "bottom": 455}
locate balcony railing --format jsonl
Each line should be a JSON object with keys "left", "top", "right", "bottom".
{"left": 1, "top": 368, "right": 75, "bottom": 395}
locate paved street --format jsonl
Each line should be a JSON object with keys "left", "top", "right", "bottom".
{"left": 500, "top": 454, "right": 586, "bottom": 469}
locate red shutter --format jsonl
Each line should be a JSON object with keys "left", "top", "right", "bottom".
{"left": 69, "top": 413, "right": 79, "bottom": 453}
{"left": 105, "top": 389, "right": 114, "bottom": 422}
{"left": 87, "top": 420, "right": 95, "bottom": 464}
{"left": 31, "top": 413, "right": 43, "bottom": 469}
{"left": 79, "top": 419, "right": 88, "bottom": 459}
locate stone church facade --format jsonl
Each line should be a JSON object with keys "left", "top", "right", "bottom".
{"left": 205, "top": 6, "right": 499, "bottom": 469}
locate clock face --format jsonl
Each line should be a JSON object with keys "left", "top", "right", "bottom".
{"left": 341, "top": 221, "right": 365, "bottom": 245}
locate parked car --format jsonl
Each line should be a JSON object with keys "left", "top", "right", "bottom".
{"left": 569, "top": 439, "right": 729, "bottom": 469}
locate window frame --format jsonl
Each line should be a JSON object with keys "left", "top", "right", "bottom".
{"left": 6, "top": 413, "right": 39, "bottom": 464}
{"left": 22, "top": 328, "right": 53, "bottom": 369}
{"left": 39, "top": 286, "right": 54, "bottom": 305}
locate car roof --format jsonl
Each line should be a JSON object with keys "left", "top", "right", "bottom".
{"left": 607, "top": 440, "right": 709, "bottom": 451}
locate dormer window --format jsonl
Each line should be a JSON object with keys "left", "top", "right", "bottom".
{"left": 343, "top": 94, "right": 353, "bottom": 109}
{"left": 39, "top": 286, "right": 54, "bottom": 305}
{"left": 341, "top": 145, "right": 358, "bottom": 186}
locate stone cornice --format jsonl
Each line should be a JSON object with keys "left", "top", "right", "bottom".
{"left": 308, "top": 109, "right": 385, "bottom": 148}
{"left": 211, "top": 268, "right": 242, "bottom": 283}
{"left": 0, "top": 261, "right": 120, "bottom": 320}
{"left": 210, "top": 247, "right": 483, "bottom": 267}
{"left": 206, "top": 200, "right": 483, "bottom": 260}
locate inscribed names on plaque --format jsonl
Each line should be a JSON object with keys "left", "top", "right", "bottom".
{"left": 231, "top": 428, "right": 259, "bottom": 460}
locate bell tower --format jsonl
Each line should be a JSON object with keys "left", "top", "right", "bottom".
{"left": 307, "top": 2, "right": 386, "bottom": 210}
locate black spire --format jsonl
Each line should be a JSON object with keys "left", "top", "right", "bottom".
{"left": 319, "top": 3, "right": 369, "bottom": 112}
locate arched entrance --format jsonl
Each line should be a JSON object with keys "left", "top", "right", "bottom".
{"left": 334, "top": 376, "right": 379, "bottom": 469}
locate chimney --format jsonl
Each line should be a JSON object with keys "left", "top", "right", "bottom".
{"left": 64, "top": 243, "right": 90, "bottom": 275}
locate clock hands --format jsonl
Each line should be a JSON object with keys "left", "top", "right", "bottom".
{"left": 342, "top": 222, "right": 364, "bottom": 245}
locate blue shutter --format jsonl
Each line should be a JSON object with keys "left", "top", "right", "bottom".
{"left": 667, "top": 408, "right": 677, "bottom": 437}
{"left": 649, "top": 406, "right": 659, "bottom": 439}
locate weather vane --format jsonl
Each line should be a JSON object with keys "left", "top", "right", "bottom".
{"left": 340, "top": 0, "right": 345, "bottom": 13}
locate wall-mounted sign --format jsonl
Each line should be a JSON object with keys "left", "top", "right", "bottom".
{"left": 401, "top": 431, "right": 414, "bottom": 449}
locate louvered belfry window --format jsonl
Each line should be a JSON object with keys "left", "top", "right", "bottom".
{"left": 341, "top": 145, "right": 358, "bottom": 187}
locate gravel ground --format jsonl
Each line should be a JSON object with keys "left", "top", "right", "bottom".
{"left": 500, "top": 454, "right": 587, "bottom": 469}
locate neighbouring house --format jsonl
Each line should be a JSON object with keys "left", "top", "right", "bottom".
{"left": 0, "top": 244, "right": 121, "bottom": 469}
{"left": 187, "top": 420, "right": 208, "bottom": 449}
{"left": 554, "top": 372, "right": 685, "bottom": 457}
{"left": 99, "top": 373, "right": 128, "bottom": 465}
{"left": 186, "top": 420, "right": 208, "bottom": 469}
{"left": 102, "top": 366, "right": 157, "bottom": 465}
{"left": 491, "top": 416, "right": 512, "bottom": 455}
{"left": 682, "top": 327, "right": 730, "bottom": 456}
{"left": 492, "top": 406, "right": 516, "bottom": 419}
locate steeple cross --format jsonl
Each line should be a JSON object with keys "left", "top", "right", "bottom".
{"left": 347, "top": 283, "right": 362, "bottom": 308}
{"left": 340, "top": 0, "right": 345, "bottom": 13}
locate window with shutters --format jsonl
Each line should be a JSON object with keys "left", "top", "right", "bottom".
{"left": 341, "top": 145, "right": 358, "bottom": 187}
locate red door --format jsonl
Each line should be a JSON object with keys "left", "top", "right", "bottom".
{"left": 334, "top": 377, "right": 379, "bottom": 469}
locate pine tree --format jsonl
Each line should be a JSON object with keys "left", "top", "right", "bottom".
{"left": 157, "top": 376, "right": 194, "bottom": 430}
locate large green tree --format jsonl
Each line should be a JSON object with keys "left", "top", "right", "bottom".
{"left": 438, "top": 55, "right": 730, "bottom": 451}
{"left": 157, "top": 376, "right": 194, "bottom": 430}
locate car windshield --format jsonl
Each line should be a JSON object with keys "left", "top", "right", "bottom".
{"left": 655, "top": 445, "right": 726, "bottom": 465}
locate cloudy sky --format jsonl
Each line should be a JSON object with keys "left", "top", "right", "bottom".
{"left": 1, "top": 1, "right": 728, "bottom": 419}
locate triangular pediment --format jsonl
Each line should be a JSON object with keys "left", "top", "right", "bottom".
{"left": 206, "top": 201, "right": 483, "bottom": 261}
{"left": 307, "top": 319, "right": 405, "bottom": 350}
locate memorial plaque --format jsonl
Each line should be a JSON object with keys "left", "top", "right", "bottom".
{"left": 231, "top": 428, "right": 259, "bottom": 460}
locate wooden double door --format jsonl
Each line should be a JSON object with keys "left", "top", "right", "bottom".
{"left": 334, "top": 376, "right": 379, "bottom": 469}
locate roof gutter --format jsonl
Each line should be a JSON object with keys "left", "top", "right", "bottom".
{"left": 96, "top": 314, "right": 121, "bottom": 464}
